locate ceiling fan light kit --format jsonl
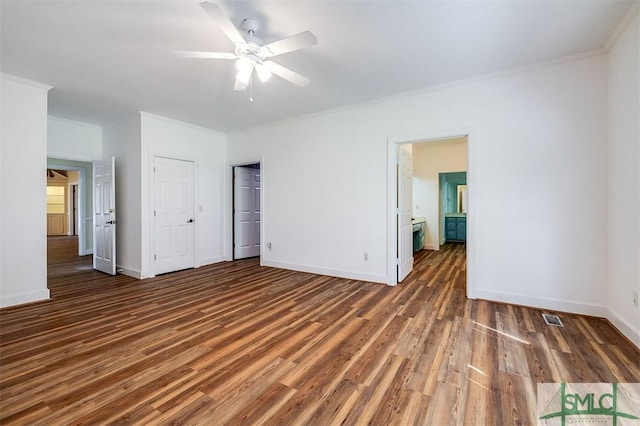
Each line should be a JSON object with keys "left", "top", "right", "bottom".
{"left": 175, "top": 1, "right": 317, "bottom": 97}
{"left": 255, "top": 63, "right": 272, "bottom": 82}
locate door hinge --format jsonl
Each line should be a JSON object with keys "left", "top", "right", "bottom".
{"left": 395, "top": 258, "right": 400, "bottom": 265}
{"left": 154, "top": 254, "right": 157, "bottom": 260}
{"left": 154, "top": 210, "right": 156, "bottom": 217}
{"left": 153, "top": 166, "right": 156, "bottom": 173}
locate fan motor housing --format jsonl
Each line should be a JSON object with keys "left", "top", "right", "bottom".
{"left": 241, "top": 18, "right": 259, "bottom": 34}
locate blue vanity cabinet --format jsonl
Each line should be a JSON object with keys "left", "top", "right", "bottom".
{"left": 445, "top": 216, "right": 466, "bottom": 242}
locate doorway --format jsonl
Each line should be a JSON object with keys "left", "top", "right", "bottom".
{"left": 232, "top": 163, "right": 261, "bottom": 260}
{"left": 46, "top": 160, "right": 91, "bottom": 256}
{"left": 153, "top": 156, "right": 196, "bottom": 275}
{"left": 387, "top": 132, "right": 475, "bottom": 298}
{"left": 46, "top": 170, "right": 69, "bottom": 236}
{"left": 46, "top": 160, "right": 93, "bottom": 285}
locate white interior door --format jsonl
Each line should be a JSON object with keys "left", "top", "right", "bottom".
{"left": 154, "top": 157, "right": 195, "bottom": 275}
{"left": 398, "top": 146, "right": 413, "bottom": 282}
{"left": 93, "top": 157, "right": 116, "bottom": 275}
{"left": 234, "top": 166, "right": 261, "bottom": 259}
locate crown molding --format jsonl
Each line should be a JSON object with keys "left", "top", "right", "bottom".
{"left": 0, "top": 72, "right": 52, "bottom": 91}
{"left": 604, "top": 1, "right": 639, "bottom": 52}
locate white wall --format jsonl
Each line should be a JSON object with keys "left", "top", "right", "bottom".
{"left": 140, "top": 112, "right": 227, "bottom": 278}
{"left": 0, "top": 74, "right": 51, "bottom": 307}
{"left": 48, "top": 116, "right": 102, "bottom": 161}
{"left": 606, "top": 10, "right": 640, "bottom": 347}
{"left": 228, "top": 108, "right": 389, "bottom": 283}
{"left": 412, "top": 138, "right": 467, "bottom": 249}
{"left": 102, "top": 114, "right": 142, "bottom": 277}
{"left": 228, "top": 52, "right": 609, "bottom": 316}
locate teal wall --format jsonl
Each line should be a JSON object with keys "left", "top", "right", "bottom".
{"left": 440, "top": 171, "right": 467, "bottom": 213}
{"left": 439, "top": 171, "right": 467, "bottom": 244}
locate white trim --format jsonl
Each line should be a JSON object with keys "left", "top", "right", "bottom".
{"left": 606, "top": 307, "right": 640, "bottom": 349}
{"left": 387, "top": 127, "right": 476, "bottom": 299}
{"left": 0, "top": 72, "right": 52, "bottom": 90}
{"left": 47, "top": 150, "right": 97, "bottom": 162}
{"left": 263, "top": 260, "right": 387, "bottom": 285}
{"left": 139, "top": 111, "right": 225, "bottom": 137}
{"left": 83, "top": 218, "right": 93, "bottom": 255}
{"left": 48, "top": 115, "right": 101, "bottom": 130}
{"left": 0, "top": 290, "right": 51, "bottom": 308}
{"left": 475, "top": 289, "right": 607, "bottom": 317}
{"left": 117, "top": 265, "right": 142, "bottom": 279}
{"left": 475, "top": 290, "right": 639, "bottom": 349}
{"left": 604, "top": 1, "right": 639, "bottom": 52}
{"left": 196, "top": 255, "right": 226, "bottom": 267}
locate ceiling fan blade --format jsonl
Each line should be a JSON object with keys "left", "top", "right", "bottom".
{"left": 264, "top": 61, "right": 310, "bottom": 87}
{"left": 260, "top": 31, "right": 317, "bottom": 57}
{"left": 173, "top": 50, "right": 237, "bottom": 59}
{"left": 200, "top": 1, "right": 245, "bottom": 45}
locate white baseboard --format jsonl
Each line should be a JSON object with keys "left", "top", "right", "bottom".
{"left": 606, "top": 307, "right": 640, "bottom": 349}
{"left": 475, "top": 289, "right": 640, "bottom": 349}
{"left": 0, "top": 289, "right": 50, "bottom": 308}
{"left": 197, "top": 256, "right": 226, "bottom": 267}
{"left": 117, "top": 265, "right": 142, "bottom": 279}
{"left": 475, "top": 289, "right": 608, "bottom": 317}
{"left": 262, "top": 260, "right": 387, "bottom": 284}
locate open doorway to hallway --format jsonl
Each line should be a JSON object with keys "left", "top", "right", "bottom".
{"left": 46, "top": 159, "right": 94, "bottom": 284}
{"left": 389, "top": 134, "right": 471, "bottom": 297}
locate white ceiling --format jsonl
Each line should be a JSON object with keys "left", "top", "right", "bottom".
{"left": 1, "top": 0, "right": 633, "bottom": 132}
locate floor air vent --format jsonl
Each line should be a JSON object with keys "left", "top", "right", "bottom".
{"left": 542, "top": 313, "right": 563, "bottom": 327}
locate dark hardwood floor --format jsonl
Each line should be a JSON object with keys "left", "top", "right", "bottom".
{"left": 0, "top": 236, "right": 638, "bottom": 424}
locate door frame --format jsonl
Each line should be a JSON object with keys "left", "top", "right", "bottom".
{"left": 387, "top": 128, "right": 476, "bottom": 299}
{"left": 232, "top": 164, "right": 261, "bottom": 260}
{"left": 148, "top": 155, "right": 197, "bottom": 277}
{"left": 226, "top": 158, "right": 264, "bottom": 264}
{"left": 46, "top": 162, "right": 89, "bottom": 255}
{"left": 71, "top": 183, "right": 79, "bottom": 236}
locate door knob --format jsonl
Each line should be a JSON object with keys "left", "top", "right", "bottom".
{"left": 106, "top": 220, "right": 118, "bottom": 225}
{"left": 187, "top": 219, "right": 194, "bottom": 223}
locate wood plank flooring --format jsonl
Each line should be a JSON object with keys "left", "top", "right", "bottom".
{"left": 0, "top": 236, "right": 638, "bottom": 424}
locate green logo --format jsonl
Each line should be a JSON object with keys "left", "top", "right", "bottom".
{"left": 538, "top": 383, "right": 640, "bottom": 426}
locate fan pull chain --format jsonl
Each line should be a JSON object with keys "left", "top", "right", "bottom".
{"left": 249, "top": 76, "right": 254, "bottom": 102}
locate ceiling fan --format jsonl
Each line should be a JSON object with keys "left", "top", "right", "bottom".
{"left": 176, "top": 1, "right": 317, "bottom": 92}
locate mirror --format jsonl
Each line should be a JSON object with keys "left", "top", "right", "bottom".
{"left": 457, "top": 185, "right": 467, "bottom": 213}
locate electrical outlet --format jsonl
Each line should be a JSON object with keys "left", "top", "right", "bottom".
{"left": 633, "top": 291, "right": 638, "bottom": 308}
{"left": 363, "top": 252, "right": 368, "bottom": 261}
